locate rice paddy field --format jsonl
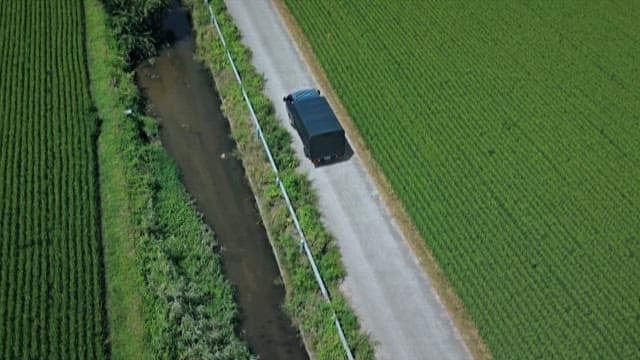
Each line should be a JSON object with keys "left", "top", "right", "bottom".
{"left": 283, "top": 1, "right": 640, "bottom": 358}
{"left": 0, "top": 0, "right": 106, "bottom": 358}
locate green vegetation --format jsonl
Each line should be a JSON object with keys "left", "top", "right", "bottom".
{"left": 186, "top": 1, "right": 373, "bottom": 359}
{"left": 99, "top": 0, "right": 168, "bottom": 65}
{"left": 0, "top": 0, "right": 106, "bottom": 358}
{"left": 84, "top": 0, "right": 146, "bottom": 357}
{"left": 283, "top": 1, "right": 640, "bottom": 358}
{"left": 86, "top": 0, "right": 250, "bottom": 358}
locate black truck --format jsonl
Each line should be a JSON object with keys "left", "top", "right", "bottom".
{"left": 283, "top": 89, "right": 346, "bottom": 165}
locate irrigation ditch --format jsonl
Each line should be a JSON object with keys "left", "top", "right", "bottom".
{"left": 135, "top": 1, "right": 307, "bottom": 358}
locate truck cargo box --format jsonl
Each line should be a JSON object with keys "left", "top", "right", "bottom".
{"left": 283, "top": 89, "right": 346, "bottom": 165}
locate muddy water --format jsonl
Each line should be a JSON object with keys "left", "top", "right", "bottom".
{"left": 135, "top": 2, "right": 307, "bottom": 359}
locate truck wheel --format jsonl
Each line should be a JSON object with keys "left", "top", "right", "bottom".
{"left": 287, "top": 113, "right": 295, "bottom": 128}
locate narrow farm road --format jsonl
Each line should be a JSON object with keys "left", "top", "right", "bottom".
{"left": 224, "top": 1, "right": 471, "bottom": 359}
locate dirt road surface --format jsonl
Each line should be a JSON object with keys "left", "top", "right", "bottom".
{"left": 224, "top": 1, "right": 471, "bottom": 359}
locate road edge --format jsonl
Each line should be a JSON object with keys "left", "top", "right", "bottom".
{"left": 272, "top": 1, "right": 492, "bottom": 359}
{"left": 185, "top": 0, "right": 376, "bottom": 358}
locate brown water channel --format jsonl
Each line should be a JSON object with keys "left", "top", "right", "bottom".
{"left": 135, "top": 2, "right": 307, "bottom": 359}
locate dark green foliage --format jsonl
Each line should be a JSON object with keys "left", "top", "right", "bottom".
{"left": 100, "top": 0, "right": 170, "bottom": 65}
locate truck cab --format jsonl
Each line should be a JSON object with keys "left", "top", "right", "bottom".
{"left": 283, "top": 89, "right": 346, "bottom": 165}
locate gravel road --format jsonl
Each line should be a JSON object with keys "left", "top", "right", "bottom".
{"left": 224, "top": 1, "right": 471, "bottom": 359}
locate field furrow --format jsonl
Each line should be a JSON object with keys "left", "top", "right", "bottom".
{"left": 285, "top": 0, "right": 640, "bottom": 357}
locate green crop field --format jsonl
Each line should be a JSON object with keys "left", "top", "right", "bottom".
{"left": 284, "top": 1, "right": 640, "bottom": 358}
{"left": 0, "top": 0, "right": 106, "bottom": 358}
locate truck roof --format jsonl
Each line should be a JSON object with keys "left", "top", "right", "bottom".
{"left": 291, "top": 95, "right": 344, "bottom": 137}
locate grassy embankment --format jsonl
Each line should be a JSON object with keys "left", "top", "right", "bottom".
{"left": 85, "top": 0, "right": 251, "bottom": 358}
{"left": 185, "top": 1, "right": 374, "bottom": 359}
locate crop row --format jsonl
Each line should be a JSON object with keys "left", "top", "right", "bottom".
{"left": 0, "top": 1, "right": 106, "bottom": 359}
{"left": 284, "top": 0, "right": 640, "bottom": 358}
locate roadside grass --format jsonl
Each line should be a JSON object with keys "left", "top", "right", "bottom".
{"left": 185, "top": 1, "right": 375, "bottom": 359}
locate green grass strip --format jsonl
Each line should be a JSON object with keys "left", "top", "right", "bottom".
{"left": 85, "top": 0, "right": 150, "bottom": 357}
{"left": 185, "top": 1, "right": 375, "bottom": 359}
